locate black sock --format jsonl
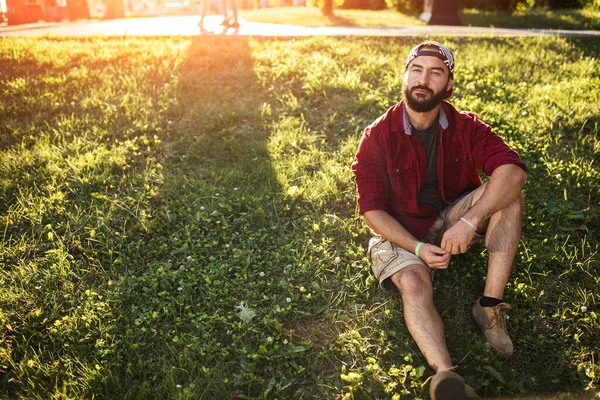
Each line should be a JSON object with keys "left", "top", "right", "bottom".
{"left": 480, "top": 295, "right": 503, "bottom": 307}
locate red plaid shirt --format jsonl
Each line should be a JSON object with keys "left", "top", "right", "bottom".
{"left": 352, "top": 101, "right": 527, "bottom": 240}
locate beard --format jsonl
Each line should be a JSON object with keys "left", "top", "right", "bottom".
{"left": 403, "top": 84, "right": 448, "bottom": 113}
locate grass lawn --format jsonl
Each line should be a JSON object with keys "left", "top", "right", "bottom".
{"left": 1, "top": 36, "right": 599, "bottom": 399}
{"left": 239, "top": 6, "right": 600, "bottom": 30}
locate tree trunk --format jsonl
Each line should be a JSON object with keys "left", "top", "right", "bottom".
{"left": 321, "top": 0, "right": 333, "bottom": 16}
{"left": 104, "top": 0, "right": 124, "bottom": 19}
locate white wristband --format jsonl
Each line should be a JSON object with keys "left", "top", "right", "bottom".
{"left": 460, "top": 217, "right": 478, "bottom": 232}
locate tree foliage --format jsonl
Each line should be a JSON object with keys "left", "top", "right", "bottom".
{"left": 104, "top": 0, "right": 124, "bottom": 18}
{"left": 460, "top": 0, "right": 592, "bottom": 12}
{"left": 339, "top": 0, "right": 597, "bottom": 12}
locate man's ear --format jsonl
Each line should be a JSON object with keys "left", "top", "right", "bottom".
{"left": 446, "top": 78, "right": 453, "bottom": 92}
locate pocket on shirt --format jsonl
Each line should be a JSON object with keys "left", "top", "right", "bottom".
{"left": 388, "top": 163, "right": 417, "bottom": 203}
{"left": 443, "top": 158, "right": 474, "bottom": 178}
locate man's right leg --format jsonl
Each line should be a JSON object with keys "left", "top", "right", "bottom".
{"left": 369, "top": 237, "right": 475, "bottom": 399}
{"left": 389, "top": 265, "right": 453, "bottom": 373}
{"left": 390, "top": 266, "right": 474, "bottom": 399}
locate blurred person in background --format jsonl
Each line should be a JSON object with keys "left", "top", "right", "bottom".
{"left": 198, "top": 0, "right": 238, "bottom": 30}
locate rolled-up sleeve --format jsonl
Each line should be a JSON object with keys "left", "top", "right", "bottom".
{"left": 352, "top": 127, "right": 389, "bottom": 215}
{"left": 469, "top": 115, "right": 527, "bottom": 176}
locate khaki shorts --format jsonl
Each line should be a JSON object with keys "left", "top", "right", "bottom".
{"left": 368, "top": 189, "right": 486, "bottom": 292}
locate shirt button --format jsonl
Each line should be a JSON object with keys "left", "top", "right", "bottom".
{"left": 455, "top": 158, "right": 459, "bottom": 162}
{"left": 396, "top": 169, "right": 400, "bottom": 172}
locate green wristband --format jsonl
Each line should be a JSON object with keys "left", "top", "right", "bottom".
{"left": 415, "top": 242, "right": 424, "bottom": 258}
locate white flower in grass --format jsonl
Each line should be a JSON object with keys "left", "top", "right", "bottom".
{"left": 581, "top": 305, "right": 587, "bottom": 313}
{"left": 259, "top": 272, "right": 265, "bottom": 277}
{"left": 286, "top": 297, "right": 292, "bottom": 303}
{"left": 334, "top": 256, "right": 341, "bottom": 264}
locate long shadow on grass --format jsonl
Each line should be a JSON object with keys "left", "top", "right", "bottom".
{"left": 99, "top": 37, "right": 343, "bottom": 399}
{"left": 98, "top": 36, "right": 279, "bottom": 398}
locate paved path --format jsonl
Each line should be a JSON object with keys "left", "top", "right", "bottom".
{"left": 1, "top": 15, "right": 599, "bottom": 38}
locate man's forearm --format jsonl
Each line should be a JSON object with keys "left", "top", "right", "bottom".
{"left": 363, "top": 210, "right": 420, "bottom": 253}
{"left": 463, "top": 164, "right": 527, "bottom": 229}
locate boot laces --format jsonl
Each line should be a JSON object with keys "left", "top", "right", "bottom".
{"left": 489, "top": 303, "right": 511, "bottom": 333}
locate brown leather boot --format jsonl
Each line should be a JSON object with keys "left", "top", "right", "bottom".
{"left": 472, "top": 297, "right": 514, "bottom": 357}
{"left": 427, "top": 369, "right": 480, "bottom": 400}
{"left": 429, "top": 370, "right": 466, "bottom": 400}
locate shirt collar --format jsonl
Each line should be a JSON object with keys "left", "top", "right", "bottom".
{"left": 402, "top": 102, "right": 449, "bottom": 135}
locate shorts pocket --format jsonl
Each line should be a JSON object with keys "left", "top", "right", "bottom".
{"left": 368, "top": 236, "right": 391, "bottom": 262}
{"left": 368, "top": 237, "right": 403, "bottom": 280}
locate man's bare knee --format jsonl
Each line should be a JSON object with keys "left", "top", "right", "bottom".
{"left": 391, "top": 266, "right": 432, "bottom": 299}
{"left": 513, "top": 191, "right": 525, "bottom": 210}
{"left": 501, "top": 191, "right": 524, "bottom": 216}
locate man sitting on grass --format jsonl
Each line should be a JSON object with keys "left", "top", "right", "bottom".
{"left": 352, "top": 41, "right": 527, "bottom": 399}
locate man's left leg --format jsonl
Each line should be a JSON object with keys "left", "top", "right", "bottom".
{"left": 483, "top": 193, "right": 523, "bottom": 300}
{"left": 472, "top": 192, "right": 524, "bottom": 357}
{"left": 441, "top": 185, "right": 524, "bottom": 357}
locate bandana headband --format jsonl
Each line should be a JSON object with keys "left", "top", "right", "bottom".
{"left": 405, "top": 42, "right": 455, "bottom": 77}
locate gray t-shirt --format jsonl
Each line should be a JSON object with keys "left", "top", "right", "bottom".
{"left": 413, "top": 119, "right": 447, "bottom": 212}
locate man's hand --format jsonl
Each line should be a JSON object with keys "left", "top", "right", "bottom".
{"left": 419, "top": 243, "right": 451, "bottom": 269}
{"left": 441, "top": 220, "right": 477, "bottom": 255}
